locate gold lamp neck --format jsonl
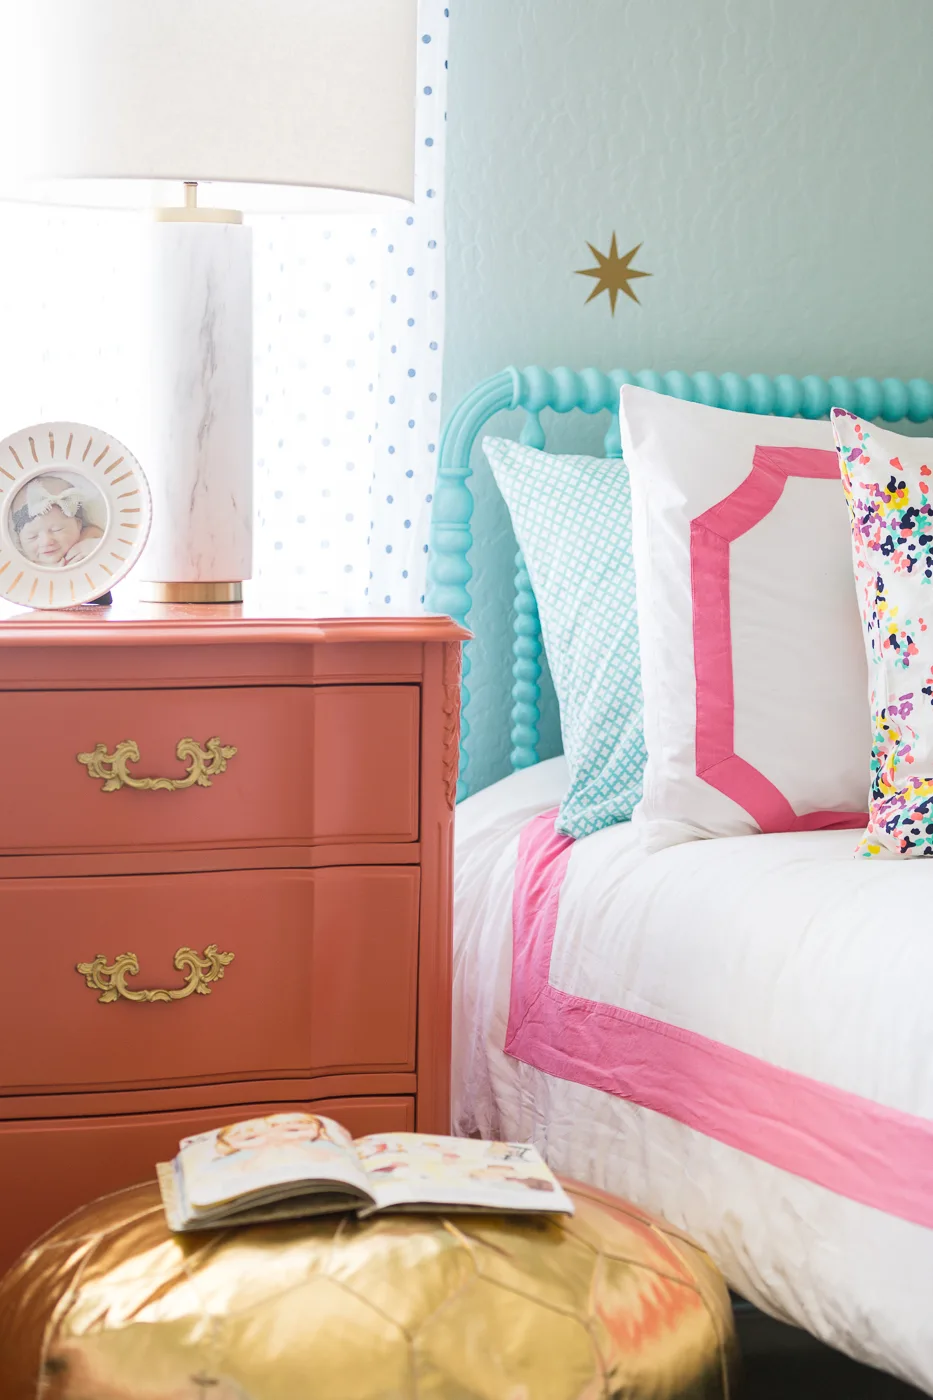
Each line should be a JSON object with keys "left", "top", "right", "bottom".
{"left": 154, "top": 180, "right": 243, "bottom": 225}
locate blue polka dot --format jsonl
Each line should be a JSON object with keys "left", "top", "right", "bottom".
{"left": 429, "top": 290, "right": 438, "bottom": 300}
{"left": 388, "top": 395, "right": 396, "bottom": 404}
{"left": 408, "top": 419, "right": 415, "bottom": 427}
{"left": 406, "top": 266, "right": 414, "bottom": 276}
{"left": 404, "top": 519, "right": 411, "bottom": 529}
{"left": 386, "top": 545, "right": 393, "bottom": 553}
{"left": 424, "top": 85, "right": 432, "bottom": 94}
{"left": 428, "top": 239, "right": 437, "bottom": 249}
{"left": 406, "top": 469, "right": 414, "bottom": 478}
{"left": 426, "top": 189, "right": 436, "bottom": 199}
{"left": 388, "top": 445, "right": 395, "bottom": 454}
{"left": 387, "top": 495, "right": 394, "bottom": 503}
{"left": 390, "top": 294, "right": 397, "bottom": 303}
{"left": 422, "top": 33, "right": 431, "bottom": 42}
{"left": 423, "top": 544, "right": 429, "bottom": 553}
{"left": 387, "top": 244, "right": 394, "bottom": 252}
{"left": 391, "top": 345, "right": 397, "bottom": 354}
{"left": 429, "top": 392, "right": 437, "bottom": 402}
{"left": 403, "top": 570, "right": 409, "bottom": 579}
{"left": 426, "top": 493, "right": 433, "bottom": 503}
{"left": 429, "top": 341, "right": 438, "bottom": 350}
{"left": 428, "top": 444, "right": 435, "bottom": 453}
{"left": 406, "top": 215, "right": 414, "bottom": 225}
{"left": 407, "top": 317, "right": 415, "bottom": 326}
{"left": 425, "top": 137, "right": 434, "bottom": 147}
{"left": 408, "top": 368, "right": 416, "bottom": 378}
{"left": 385, "top": 594, "right": 391, "bottom": 603}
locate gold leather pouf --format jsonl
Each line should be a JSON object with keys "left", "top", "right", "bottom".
{"left": 0, "top": 1178, "right": 735, "bottom": 1399}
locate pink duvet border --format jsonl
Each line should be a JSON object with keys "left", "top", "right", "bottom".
{"left": 690, "top": 444, "right": 865, "bottom": 832}
{"left": 505, "top": 808, "right": 933, "bottom": 1230}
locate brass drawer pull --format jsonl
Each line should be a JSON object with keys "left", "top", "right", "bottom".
{"left": 76, "top": 737, "right": 237, "bottom": 792}
{"left": 76, "top": 945, "right": 235, "bottom": 1004}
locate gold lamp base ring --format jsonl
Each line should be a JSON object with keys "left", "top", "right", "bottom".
{"left": 138, "top": 582, "right": 244, "bottom": 604}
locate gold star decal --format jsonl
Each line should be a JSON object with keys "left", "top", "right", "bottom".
{"left": 575, "top": 234, "right": 651, "bottom": 314}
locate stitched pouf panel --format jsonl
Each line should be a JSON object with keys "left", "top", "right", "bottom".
{"left": 0, "top": 1177, "right": 735, "bottom": 1399}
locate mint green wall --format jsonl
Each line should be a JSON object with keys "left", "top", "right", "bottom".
{"left": 443, "top": 0, "right": 933, "bottom": 795}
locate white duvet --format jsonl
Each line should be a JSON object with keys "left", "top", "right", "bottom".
{"left": 453, "top": 758, "right": 933, "bottom": 1393}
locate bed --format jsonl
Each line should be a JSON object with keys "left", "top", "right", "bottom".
{"left": 427, "top": 367, "right": 933, "bottom": 1394}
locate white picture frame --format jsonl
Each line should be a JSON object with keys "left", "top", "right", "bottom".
{"left": 0, "top": 422, "right": 152, "bottom": 608}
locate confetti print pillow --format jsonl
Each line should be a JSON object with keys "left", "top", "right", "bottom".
{"left": 620, "top": 388, "right": 871, "bottom": 852}
{"left": 832, "top": 409, "right": 933, "bottom": 856}
{"left": 482, "top": 437, "right": 646, "bottom": 838}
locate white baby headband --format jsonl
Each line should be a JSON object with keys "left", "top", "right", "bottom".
{"left": 23, "top": 476, "right": 87, "bottom": 520}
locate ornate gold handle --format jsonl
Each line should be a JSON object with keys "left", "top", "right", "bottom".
{"left": 76, "top": 737, "right": 237, "bottom": 792}
{"left": 76, "top": 945, "right": 235, "bottom": 1004}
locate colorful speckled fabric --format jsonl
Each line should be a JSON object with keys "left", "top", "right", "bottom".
{"left": 482, "top": 437, "right": 645, "bottom": 838}
{"left": 832, "top": 408, "right": 933, "bottom": 856}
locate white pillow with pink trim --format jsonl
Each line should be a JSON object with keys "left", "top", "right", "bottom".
{"left": 619, "top": 386, "right": 871, "bottom": 851}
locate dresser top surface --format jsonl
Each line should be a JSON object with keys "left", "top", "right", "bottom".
{"left": 0, "top": 599, "right": 470, "bottom": 647}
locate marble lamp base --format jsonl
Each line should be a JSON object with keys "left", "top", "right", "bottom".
{"left": 138, "top": 207, "right": 253, "bottom": 604}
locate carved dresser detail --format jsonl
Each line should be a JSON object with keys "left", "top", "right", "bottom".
{"left": 0, "top": 603, "right": 466, "bottom": 1275}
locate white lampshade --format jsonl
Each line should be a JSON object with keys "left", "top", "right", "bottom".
{"left": 0, "top": 0, "right": 417, "bottom": 212}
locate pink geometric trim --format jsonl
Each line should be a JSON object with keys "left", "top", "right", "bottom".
{"left": 690, "top": 445, "right": 865, "bottom": 833}
{"left": 506, "top": 809, "right": 933, "bottom": 1231}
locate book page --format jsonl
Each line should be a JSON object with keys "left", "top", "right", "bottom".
{"left": 178, "top": 1112, "right": 373, "bottom": 1213}
{"left": 354, "top": 1134, "right": 574, "bottom": 1215}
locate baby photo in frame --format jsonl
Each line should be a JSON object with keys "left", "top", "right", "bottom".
{"left": 9, "top": 470, "right": 108, "bottom": 570}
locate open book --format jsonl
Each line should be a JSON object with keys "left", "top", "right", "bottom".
{"left": 157, "top": 1112, "right": 574, "bottom": 1231}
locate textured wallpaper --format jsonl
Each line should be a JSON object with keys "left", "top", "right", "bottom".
{"left": 443, "top": 0, "right": 933, "bottom": 793}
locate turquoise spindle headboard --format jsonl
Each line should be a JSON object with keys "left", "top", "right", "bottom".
{"left": 425, "top": 366, "right": 933, "bottom": 801}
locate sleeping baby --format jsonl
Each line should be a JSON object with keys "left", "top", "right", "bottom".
{"left": 11, "top": 474, "right": 103, "bottom": 566}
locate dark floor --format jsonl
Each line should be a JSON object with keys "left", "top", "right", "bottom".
{"left": 734, "top": 1300, "right": 925, "bottom": 1399}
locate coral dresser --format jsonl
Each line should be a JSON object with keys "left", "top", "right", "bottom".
{"left": 0, "top": 602, "right": 466, "bottom": 1275}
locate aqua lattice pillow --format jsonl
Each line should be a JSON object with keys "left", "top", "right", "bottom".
{"left": 482, "top": 436, "right": 645, "bottom": 838}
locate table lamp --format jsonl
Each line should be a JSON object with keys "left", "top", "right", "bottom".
{"left": 0, "top": 0, "right": 416, "bottom": 603}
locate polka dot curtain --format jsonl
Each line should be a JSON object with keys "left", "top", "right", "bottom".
{"left": 253, "top": 0, "right": 448, "bottom": 613}
{"left": 367, "top": 3, "right": 448, "bottom": 610}
{"left": 0, "top": 0, "right": 448, "bottom": 616}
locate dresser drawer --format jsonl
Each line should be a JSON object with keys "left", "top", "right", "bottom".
{"left": 0, "top": 1094, "right": 415, "bottom": 1277}
{"left": 0, "top": 684, "right": 420, "bottom": 856}
{"left": 0, "top": 867, "right": 419, "bottom": 1093}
